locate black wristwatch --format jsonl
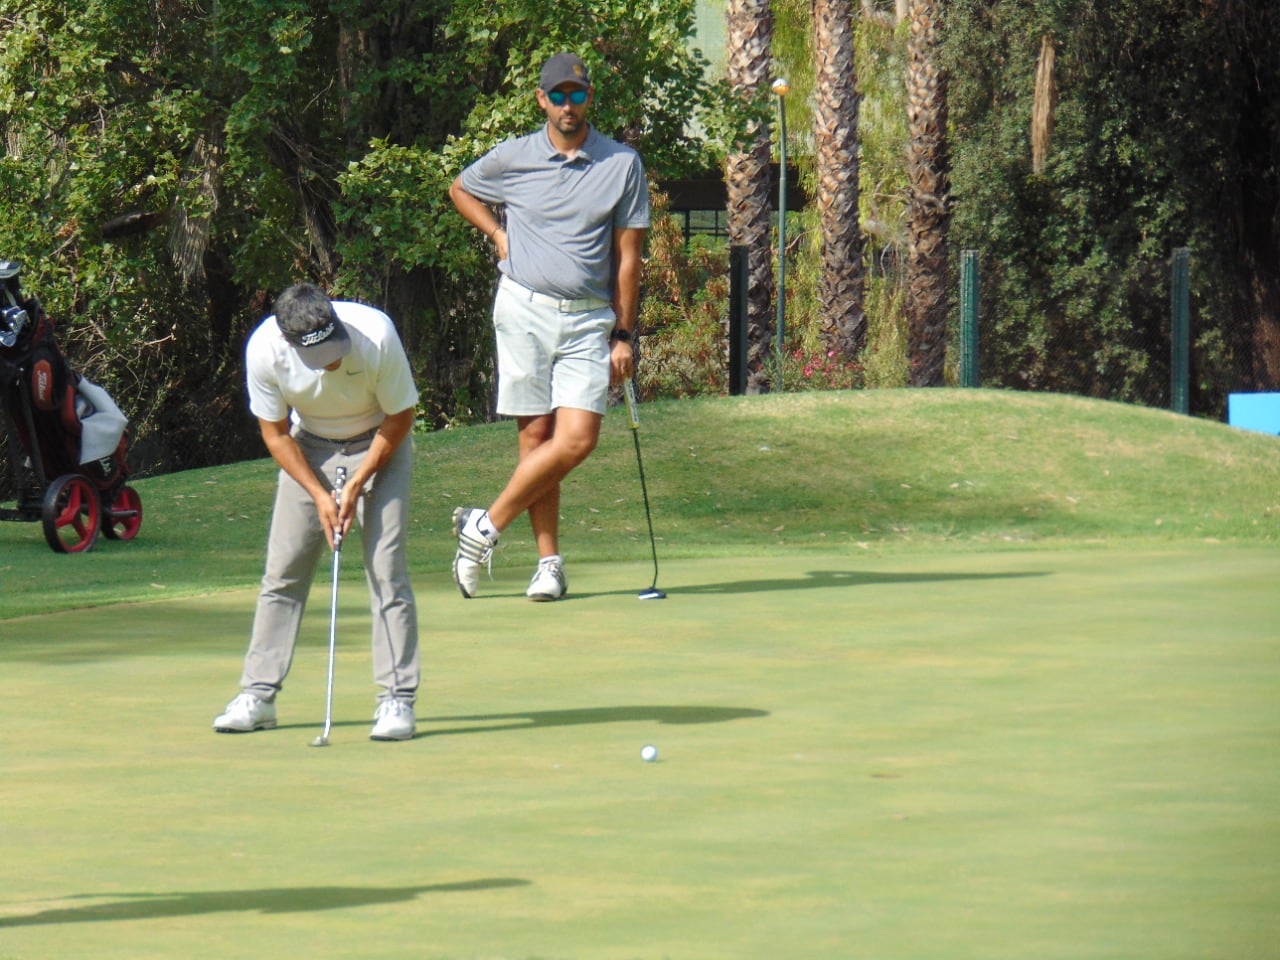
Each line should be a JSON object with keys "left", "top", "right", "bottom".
{"left": 610, "top": 328, "right": 633, "bottom": 343}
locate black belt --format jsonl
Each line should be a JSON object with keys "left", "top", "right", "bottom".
{"left": 296, "top": 427, "right": 378, "bottom": 448}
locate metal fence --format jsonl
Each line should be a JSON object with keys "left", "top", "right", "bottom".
{"left": 4, "top": 245, "right": 1275, "bottom": 506}
{"left": 954, "top": 247, "right": 1273, "bottom": 422}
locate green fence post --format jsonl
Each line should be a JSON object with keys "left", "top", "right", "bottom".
{"left": 960, "top": 249, "right": 979, "bottom": 387}
{"left": 1170, "top": 247, "right": 1190, "bottom": 415}
{"left": 728, "top": 245, "right": 748, "bottom": 396}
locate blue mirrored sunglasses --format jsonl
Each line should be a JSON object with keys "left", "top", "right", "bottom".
{"left": 547, "top": 88, "right": 589, "bottom": 107}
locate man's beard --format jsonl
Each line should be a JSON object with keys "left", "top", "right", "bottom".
{"left": 553, "top": 113, "right": 584, "bottom": 136}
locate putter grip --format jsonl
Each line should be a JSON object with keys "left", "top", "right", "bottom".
{"left": 624, "top": 379, "right": 640, "bottom": 429}
{"left": 333, "top": 466, "right": 347, "bottom": 548}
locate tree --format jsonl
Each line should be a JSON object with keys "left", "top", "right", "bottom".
{"left": 0, "top": 0, "right": 730, "bottom": 484}
{"left": 811, "top": 0, "right": 865, "bottom": 359}
{"left": 944, "top": 0, "right": 1280, "bottom": 414}
{"left": 903, "top": 0, "right": 949, "bottom": 387}
{"left": 724, "top": 0, "right": 776, "bottom": 392}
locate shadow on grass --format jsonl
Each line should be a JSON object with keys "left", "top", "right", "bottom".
{"left": 275, "top": 704, "right": 770, "bottom": 737}
{"left": 577, "top": 568, "right": 1049, "bottom": 598}
{"left": 419, "top": 704, "right": 770, "bottom": 737}
{"left": 0, "top": 878, "right": 530, "bottom": 928}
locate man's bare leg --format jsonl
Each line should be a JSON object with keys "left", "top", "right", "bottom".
{"left": 515, "top": 413, "right": 560, "bottom": 559}
{"left": 486, "top": 407, "right": 601, "bottom": 533}
{"left": 452, "top": 407, "right": 601, "bottom": 599}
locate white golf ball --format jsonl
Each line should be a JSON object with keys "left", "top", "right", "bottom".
{"left": 641, "top": 744, "right": 658, "bottom": 762}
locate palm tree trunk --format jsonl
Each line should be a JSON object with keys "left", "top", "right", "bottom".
{"left": 725, "top": 0, "right": 776, "bottom": 393}
{"left": 813, "top": 0, "right": 866, "bottom": 361}
{"left": 904, "top": 0, "right": 951, "bottom": 386}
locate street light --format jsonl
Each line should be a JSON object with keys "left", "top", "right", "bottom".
{"left": 771, "top": 77, "right": 790, "bottom": 383}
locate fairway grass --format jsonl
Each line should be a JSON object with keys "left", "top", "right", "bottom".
{"left": 3, "top": 546, "right": 1277, "bottom": 959}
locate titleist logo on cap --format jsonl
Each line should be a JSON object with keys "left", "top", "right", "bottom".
{"left": 298, "top": 322, "right": 335, "bottom": 346}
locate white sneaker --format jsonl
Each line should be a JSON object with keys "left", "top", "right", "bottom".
{"left": 370, "top": 700, "right": 415, "bottom": 741}
{"left": 526, "top": 558, "right": 567, "bottom": 601}
{"left": 213, "top": 693, "right": 277, "bottom": 733}
{"left": 452, "top": 507, "right": 497, "bottom": 598}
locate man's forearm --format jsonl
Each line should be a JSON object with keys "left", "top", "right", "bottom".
{"left": 261, "top": 423, "right": 327, "bottom": 502}
{"left": 347, "top": 408, "right": 414, "bottom": 493}
{"left": 612, "top": 228, "right": 646, "bottom": 332}
{"left": 449, "top": 177, "right": 503, "bottom": 240}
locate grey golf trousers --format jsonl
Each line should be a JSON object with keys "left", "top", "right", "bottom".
{"left": 239, "top": 430, "right": 419, "bottom": 705}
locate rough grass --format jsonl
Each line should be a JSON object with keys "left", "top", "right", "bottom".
{"left": 1, "top": 389, "right": 1277, "bottom": 618}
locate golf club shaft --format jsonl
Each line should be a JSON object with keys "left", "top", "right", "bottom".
{"left": 320, "top": 544, "right": 340, "bottom": 741}
{"left": 319, "top": 466, "right": 346, "bottom": 742}
{"left": 623, "top": 381, "right": 660, "bottom": 590}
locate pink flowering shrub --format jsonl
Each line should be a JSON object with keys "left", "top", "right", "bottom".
{"left": 778, "top": 348, "right": 864, "bottom": 391}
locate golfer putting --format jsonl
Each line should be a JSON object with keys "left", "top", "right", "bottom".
{"left": 213, "top": 282, "right": 421, "bottom": 742}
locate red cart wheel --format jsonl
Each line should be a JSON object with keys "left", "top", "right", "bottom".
{"left": 41, "top": 474, "right": 102, "bottom": 553}
{"left": 101, "top": 485, "right": 143, "bottom": 541}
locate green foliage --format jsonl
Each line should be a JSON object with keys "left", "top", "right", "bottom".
{"left": 637, "top": 192, "right": 729, "bottom": 398}
{"left": 862, "top": 271, "right": 910, "bottom": 388}
{"left": 775, "top": 344, "right": 864, "bottom": 390}
{"left": 0, "top": 0, "right": 744, "bottom": 469}
{"left": 769, "top": 0, "right": 815, "bottom": 148}
{"left": 0, "top": 0, "right": 259, "bottom": 472}
{"left": 335, "top": 141, "right": 478, "bottom": 282}
{"left": 944, "top": 0, "right": 1280, "bottom": 414}
{"left": 854, "top": 10, "right": 910, "bottom": 255}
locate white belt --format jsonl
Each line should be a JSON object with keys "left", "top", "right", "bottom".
{"left": 500, "top": 275, "right": 609, "bottom": 313}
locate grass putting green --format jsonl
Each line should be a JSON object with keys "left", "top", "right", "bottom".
{"left": 2, "top": 546, "right": 1277, "bottom": 959}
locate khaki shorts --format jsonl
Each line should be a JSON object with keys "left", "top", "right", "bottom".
{"left": 493, "top": 276, "right": 615, "bottom": 416}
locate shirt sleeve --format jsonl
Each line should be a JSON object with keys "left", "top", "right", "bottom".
{"left": 374, "top": 321, "right": 420, "bottom": 416}
{"left": 459, "top": 140, "right": 512, "bottom": 205}
{"left": 245, "top": 328, "right": 288, "bottom": 423}
{"left": 614, "top": 153, "right": 651, "bottom": 230}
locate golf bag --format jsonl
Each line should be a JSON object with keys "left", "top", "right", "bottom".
{"left": 1, "top": 259, "right": 141, "bottom": 552}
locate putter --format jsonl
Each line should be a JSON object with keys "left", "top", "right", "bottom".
{"left": 311, "top": 466, "right": 347, "bottom": 746}
{"left": 623, "top": 379, "right": 666, "bottom": 600}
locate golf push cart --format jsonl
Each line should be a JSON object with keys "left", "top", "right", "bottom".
{"left": 0, "top": 258, "right": 142, "bottom": 552}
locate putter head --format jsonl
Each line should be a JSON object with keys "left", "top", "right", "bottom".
{"left": 310, "top": 735, "right": 329, "bottom": 747}
{"left": 638, "top": 587, "right": 667, "bottom": 600}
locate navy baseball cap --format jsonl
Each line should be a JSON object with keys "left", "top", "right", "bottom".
{"left": 540, "top": 53, "right": 590, "bottom": 91}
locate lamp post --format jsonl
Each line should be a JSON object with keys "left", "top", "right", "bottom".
{"left": 771, "top": 77, "right": 790, "bottom": 383}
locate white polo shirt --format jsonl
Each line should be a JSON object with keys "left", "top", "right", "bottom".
{"left": 245, "top": 300, "right": 419, "bottom": 440}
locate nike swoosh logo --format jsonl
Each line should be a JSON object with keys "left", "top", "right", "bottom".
{"left": 345, "top": 369, "right": 364, "bottom": 376}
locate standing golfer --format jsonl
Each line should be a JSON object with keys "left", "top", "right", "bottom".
{"left": 213, "top": 282, "right": 420, "bottom": 741}
{"left": 447, "top": 51, "right": 650, "bottom": 601}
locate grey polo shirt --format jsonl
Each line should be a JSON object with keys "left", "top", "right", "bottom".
{"left": 459, "top": 125, "right": 650, "bottom": 302}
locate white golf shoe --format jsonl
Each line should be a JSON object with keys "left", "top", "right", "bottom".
{"left": 370, "top": 699, "right": 415, "bottom": 741}
{"left": 526, "top": 557, "right": 567, "bottom": 601}
{"left": 452, "top": 507, "right": 498, "bottom": 598}
{"left": 213, "top": 693, "right": 277, "bottom": 733}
